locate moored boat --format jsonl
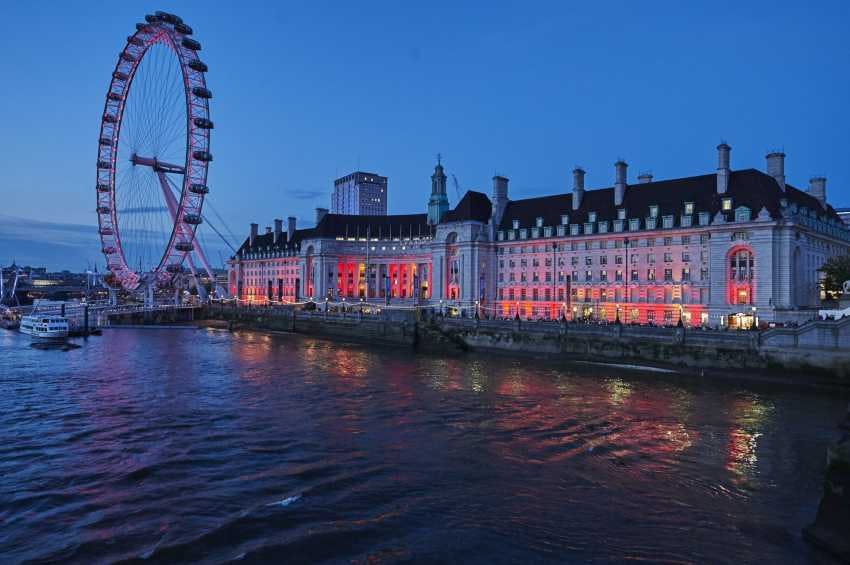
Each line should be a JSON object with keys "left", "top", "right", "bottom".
{"left": 19, "top": 314, "right": 69, "bottom": 341}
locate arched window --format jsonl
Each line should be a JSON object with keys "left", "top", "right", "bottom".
{"left": 729, "top": 249, "right": 754, "bottom": 282}
{"left": 727, "top": 247, "right": 754, "bottom": 305}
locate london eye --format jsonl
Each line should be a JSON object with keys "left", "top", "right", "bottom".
{"left": 95, "top": 11, "right": 214, "bottom": 293}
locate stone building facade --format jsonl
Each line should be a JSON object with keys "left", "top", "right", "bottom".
{"left": 229, "top": 143, "right": 850, "bottom": 328}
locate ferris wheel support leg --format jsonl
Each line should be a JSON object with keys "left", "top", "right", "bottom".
{"left": 156, "top": 171, "right": 219, "bottom": 296}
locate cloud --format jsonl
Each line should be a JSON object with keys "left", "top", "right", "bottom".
{"left": 0, "top": 215, "right": 235, "bottom": 273}
{"left": 290, "top": 189, "right": 326, "bottom": 201}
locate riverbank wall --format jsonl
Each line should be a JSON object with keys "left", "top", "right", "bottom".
{"left": 114, "top": 304, "right": 850, "bottom": 380}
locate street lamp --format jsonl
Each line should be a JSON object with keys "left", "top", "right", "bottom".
{"left": 751, "top": 305, "right": 758, "bottom": 330}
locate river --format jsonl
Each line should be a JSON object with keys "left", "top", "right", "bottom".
{"left": 0, "top": 327, "right": 845, "bottom": 564}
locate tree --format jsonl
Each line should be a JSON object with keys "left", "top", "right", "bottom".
{"left": 818, "top": 255, "right": 850, "bottom": 299}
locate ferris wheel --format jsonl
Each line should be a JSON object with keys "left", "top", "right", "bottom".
{"left": 95, "top": 11, "right": 215, "bottom": 293}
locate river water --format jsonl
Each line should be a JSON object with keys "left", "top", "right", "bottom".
{"left": 0, "top": 327, "right": 846, "bottom": 564}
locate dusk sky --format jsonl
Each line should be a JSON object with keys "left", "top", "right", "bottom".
{"left": 1, "top": 0, "right": 848, "bottom": 270}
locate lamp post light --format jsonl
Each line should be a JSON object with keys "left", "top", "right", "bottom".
{"left": 572, "top": 304, "right": 578, "bottom": 322}
{"left": 615, "top": 303, "right": 621, "bottom": 325}
{"left": 475, "top": 300, "right": 480, "bottom": 320}
{"left": 515, "top": 301, "right": 520, "bottom": 321}
{"left": 751, "top": 305, "right": 758, "bottom": 330}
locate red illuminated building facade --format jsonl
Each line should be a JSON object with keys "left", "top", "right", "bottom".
{"left": 229, "top": 144, "right": 850, "bottom": 328}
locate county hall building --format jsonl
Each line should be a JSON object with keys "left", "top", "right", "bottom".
{"left": 228, "top": 143, "right": 850, "bottom": 328}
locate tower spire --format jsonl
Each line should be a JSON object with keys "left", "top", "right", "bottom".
{"left": 427, "top": 155, "right": 450, "bottom": 225}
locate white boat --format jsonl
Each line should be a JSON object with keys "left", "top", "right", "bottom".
{"left": 20, "top": 314, "right": 69, "bottom": 341}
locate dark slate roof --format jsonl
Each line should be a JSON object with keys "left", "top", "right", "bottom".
{"left": 312, "top": 212, "right": 434, "bottom": 239}
{"left": 236, "top": 227, "right": 316, "bottom": 255}
{"left": 442, "top": 190, "right": 492, "bottom": 223}
{"left": 498, "top": 169, "right": 840, "bottom": 230}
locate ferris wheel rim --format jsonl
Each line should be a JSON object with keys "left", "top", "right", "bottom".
{"left": 95, "top": 12, "right": 212, "bottom": 291}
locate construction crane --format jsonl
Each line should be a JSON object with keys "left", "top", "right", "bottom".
{"left": 451, "top": 174, "right": 462, "bottom": 200}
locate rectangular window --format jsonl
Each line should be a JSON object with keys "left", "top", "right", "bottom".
{"left": 614, "top": 220, "right": 624, "bottom": 232}
{"left": 662, "top": 215, "right": 674, "bottom": 229}
{"left": 561, "top": 214, "right": 569, "bottom": 225}
{"left": 585, "top": 270, "right": 593, "bottom": 282}
{"left": 600, "top": 255, "right": 608, "bottom": 265}
{"left": 588, "top": 211, "right": 597, "bottom": 223}
{"left": 557, "top": 225, "right": 566, "bottom": 236}
{"left": 646, "top": 218, "right": 657, "bottom": 230}
{"left": 629, "top": 218, "right": 640, "bottom": 231}
{"left": 631, "top": 269, "right": 639, "bottom": 282}
{"left": 543, "top": 226, "right": 552, "bottom": 237}
{"left": 649, "top": 205, "right": 659, "bottom": 218}
{"left": 599, "top": 221, "right": 609, "bottom": 233}
{"left": 497, "top": 231, "right": 505, "bottom": 241}
{"left": 615, "top": 255, "right": 623, "bottom": 265}
{"left": 664, "top": 252, "right": 673, "bottom": 262}
{"left": 647, "top": 238, "right": 655, "bottom": 247}
{"left": 617, "top": 208, "right": 627, "bottom": 220}
{"left": 681, "top": 235, "right": 690, "bottom": 245}
{"left": 536, "top": 217, "right": 544, "bottom": 227}
{"left": 585, "top": 256, "right": 593, "bottom": 266}
{"left": 664, "top": 268, "right": 673, "bottom": 281}
{"left": 584, "top": 223, "right": 594, "bottom": 235}
{"left": 699, "top": 212, "right": 710, "bottom": 226}
{"left": 664, "top": 236, "right": 673, "bottom": 246}
{"left": 512, "top": 219, "right": 520, "bottom": 229}
{"left": 570, "top": 224, "right": 580, "bottom": 236}
{"left": 682, "top": 268, "right": 691, "bottom": 281}
{"left": 684, "top": 202, "right": 694, "bottom": 215}
{"left": 682, "top": 252, "right": 690, "bottom": 262}
{"left": 615, "top": 270, "right": 623, "bottom": 282}
{"left": 600, "top": 270, "right": 608, "bottom": 282}
{"left": 647, "top": 268, "right": 656, "bottom": 281}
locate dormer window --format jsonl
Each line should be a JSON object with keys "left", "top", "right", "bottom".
{"left": 629, "top": 218, "right": 640, "bottom": 231}
{"left": 721, "top": 198, "right": 732, "bottom": 212}
{"left": 617, "top": 209, "right": 626, "bottom": 220}
{"left": 698, "top": 212, "right": 710, "bottom": 226}
{"left": 649, "top": 205, "right": 659, "bottom": 218}
{"left": 543, "top": 226, "right": 552, "bottom": 237}
{"left": 735, "top": 207, "right": 751, "bottom": 222}
{"left": 561, "top": 214, "right": 569, "bottom": 225}
{"left": 512, "top": 219, "right": 520, "bottom": 229}
{"left": 684, "top": 202, "right": 694, "bottom": 215}
{"left": 588, "top": 211, "right": 597, "bottom": 223}
{"left": 662, "top": 215, "right": 674, "bottom": 229}
{"left": 536, "top": 217, "right": 544, "bottom": 228}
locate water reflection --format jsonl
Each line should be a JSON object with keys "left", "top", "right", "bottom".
{"left": 0, "top": 328, "right": 844, "bottom": 564}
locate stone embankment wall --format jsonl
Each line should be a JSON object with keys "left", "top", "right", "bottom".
{"left": 133, "top": 304, "right": 850, "bottom": 378}
{"left": 423, "top": 316, "right": 850, "bottom": 377}
{"left": 200, "top": 303, "right": 417, "bottom": 346}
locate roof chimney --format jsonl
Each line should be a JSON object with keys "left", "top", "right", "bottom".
{"left": 766, "top": 151, "right": 786, "bottom": 191}
{"left": 249, "top": 222, "right": 258, "bottom": 247}
{"left": 572, "top": 167, "right": 585, "bottom": 210}
{"left": 491, "top": 175, "right": 509, "bottom": 226}
{"left": 287, "top": 216, "right": 296, "bottom": 242}
{"left": 809, "top": 176, "right": 827, "bottom": 205}
{"left": 637, "top": 172, "right": 653, "bottom": 184}
{"left": 717, "top": 142, "right": 731, "bottom": 194}
{"left": 614, "top": 160, "right": 627, "bottom": 206}
{"left": 315, "top": 207, "right": 328, "bottom": 225}
{"left": 265, "top": 226, "right": 272, "bottom": 235}
{"left": 274, "top": 218, "right": 283, "bottom": 245}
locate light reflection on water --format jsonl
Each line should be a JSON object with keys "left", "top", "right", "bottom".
{"left": 0, "top": 327, "right": 845, "bottom": 564}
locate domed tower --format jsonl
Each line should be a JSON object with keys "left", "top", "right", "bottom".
{"left": 427, "top": 155, "right": 450, "bottom": 225}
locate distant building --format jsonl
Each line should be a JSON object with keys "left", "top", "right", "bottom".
{"left": 331, "top": 171, "right": 388, "bottom": 216}
{"left": 835, "top": 207, "right": 850, "bottom": 226}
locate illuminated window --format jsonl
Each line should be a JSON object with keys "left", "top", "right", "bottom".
{"left": 512, "top": 219, "right": 520, "bottom": 229}
{"left": 684, "top": 202, "right": 694, "bottom": 215}
{"left": 649, "top": 205, "right": 659, "bottom": 218}
{"left": 536, "top": 217, "right": 544, "bottom": 227}
{"left": 617, "top": 208, "right": 626, "bottom": 220}
{"left": 588, "top": 211, "right": 597, "bottom": 223}
{"left": 722, "top": 198, "right": 732, "bottom": 211}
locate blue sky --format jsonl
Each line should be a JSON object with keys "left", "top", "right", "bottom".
{"left": 1, "top": 0, "right": 848, "bottom": 270}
